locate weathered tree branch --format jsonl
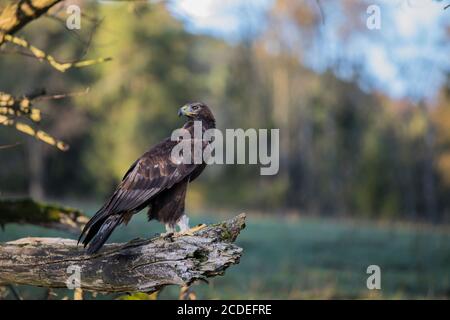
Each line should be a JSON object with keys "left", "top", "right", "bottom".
{"left": 0, "top": 0, "right": 62, "bottom": 42}
{"left": 0, "top": 198, "right": 89, "bottom": 233}
{"left": 0, "top": 213, "right": 246, "bottom": 293}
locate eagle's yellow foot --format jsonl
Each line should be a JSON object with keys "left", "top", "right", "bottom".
{"left": 176, "top": 224, "right": 207, "bottom": 236}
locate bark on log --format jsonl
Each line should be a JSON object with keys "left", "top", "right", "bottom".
{"left": 0, "top": 213, "right": 246, "bottom": 293}
{"left": 0, "top": 198, "right": 89, "bottom": 233}
{"left": 0, "top": 0, "right": 62, "bottom": 42}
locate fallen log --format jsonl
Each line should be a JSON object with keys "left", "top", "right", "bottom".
{"left": 0, "top": 213, "right": 246, "bottom": 293}
{"left": 0, "top": 198, "right": 89, "bottom": 233}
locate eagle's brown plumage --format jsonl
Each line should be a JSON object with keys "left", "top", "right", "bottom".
{"left": 79, "top": 102, "right": 215, "bottom": 254}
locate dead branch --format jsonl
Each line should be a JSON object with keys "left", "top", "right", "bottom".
{"left": 0, "top": 89, "right": 89, "bottom": 151}
{"left": 0, "top": 142, "right": 21, "bottom": 150}
{"left": 315, "top": 0, "right": 325, "bottom": 25}
{"left": 0, "top": 1, "right": 110, "bottom": 150}
{"left": 1, "top": 33, "right": 112, "bottom": 72}
{"left": 0, "top": 198, "right": 89, "bottom": 233}
{"left": 0, "top": 1, "right": 112, "bottom": 72}
{"left": 0, "top": 0, "right": 62, "bottom": 42}
{"left": 0, "top": 114, "right": 69, "bottom": 150}
{"left": 0, "top": 90, "right": 44, "bottom": 122}
{"left": 0, "top": 213, "right": 246, "bottom": 294}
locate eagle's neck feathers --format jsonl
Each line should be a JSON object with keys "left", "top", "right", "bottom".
{"left": 184, "top": 117, "right": 216, "bottom": 131}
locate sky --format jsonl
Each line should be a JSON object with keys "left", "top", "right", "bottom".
{"left": 168, "top": 0, "right": 450, "bottom": 101}
{"left": 168, "top": 0, "right": 273, "bottom": 39}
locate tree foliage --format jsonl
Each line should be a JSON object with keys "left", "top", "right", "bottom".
{"left": 1, "top": 0, "right": 449, "bottom": 222}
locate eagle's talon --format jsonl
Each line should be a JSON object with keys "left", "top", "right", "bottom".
{"left": 159, "top": 232, "right": 174, "bottom": 238}
{"left": 176, "top": 224, "right": 207, "bottom": 236}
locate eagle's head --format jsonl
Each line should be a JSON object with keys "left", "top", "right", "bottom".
{"left": 178, "top": 102, "right": 215, "bottom": 124}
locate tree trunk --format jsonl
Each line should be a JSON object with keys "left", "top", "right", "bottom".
{"left": 28, "top": 139, "right": 45, "bottom": 200}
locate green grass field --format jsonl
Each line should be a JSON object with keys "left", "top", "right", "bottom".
{"left": 1, "top": 205, "right": 449, "bottom": 299}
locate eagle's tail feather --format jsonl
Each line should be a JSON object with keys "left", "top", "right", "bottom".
{"left": 77, "top": 205, "right": 109, "bottom": 245}
{"left": 82, "top": 215, "right": 123, "bottom": 254}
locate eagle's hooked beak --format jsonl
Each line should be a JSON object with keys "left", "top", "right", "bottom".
{"left": 178, "top": 104, "right": 194, "bottom": 117}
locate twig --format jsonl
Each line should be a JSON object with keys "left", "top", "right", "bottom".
{"left": 0, "top": 88, "right": 88, "bottom": 150}
{"left": 44, "top": 14, "right": 87, "bottom": 44}
{"left": 26, "top": 88, "right": 47, "bottom": 100}
{"left": 0, "top": 47, "right": 39, "bottom": 58}
{"left": 0, "top": 142, "right": 21, "bottom": 150}
{"left": 7, "top": 285, "right": 22, "bottom": 300}
{"left": 179, "top": 285, "right": 197, "bottom": 300}
{"left": 32, "top": 88, "right": 90, "bottom": 101}
{"left": 79, "top": 17, "right": 104, "bottom": 59}
{"left": 315, "top": 0, "right": 325, "bottom": 25}
{"left": 0, "top": 115, "right": 69, "bottom": 151}
{"left": 44, "top": 12, "right": 105, "bottom": 60}
{"left": 1, "top": 34, "right": 112, "bottom": 72}
{"left": 45, "top": 288, "right": 57, "bottom": 300}
{"left": 74, "top": 288, "right": 84, "bottom": 300}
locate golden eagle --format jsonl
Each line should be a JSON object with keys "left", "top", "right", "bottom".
{"left": 78, "top": 102, "right": 215, "bottom": 254}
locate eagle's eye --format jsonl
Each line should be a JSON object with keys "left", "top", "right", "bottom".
{"left": 192, "top": 105, "right": 199, "bottom": 111}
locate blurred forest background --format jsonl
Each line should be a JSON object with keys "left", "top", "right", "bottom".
{"left": 1, "top": 0, "right": 450, "bottom": 299}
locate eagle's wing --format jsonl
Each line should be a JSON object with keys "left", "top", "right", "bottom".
{"left": 78, "top": 138, "right": 198, "bottom": 244}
